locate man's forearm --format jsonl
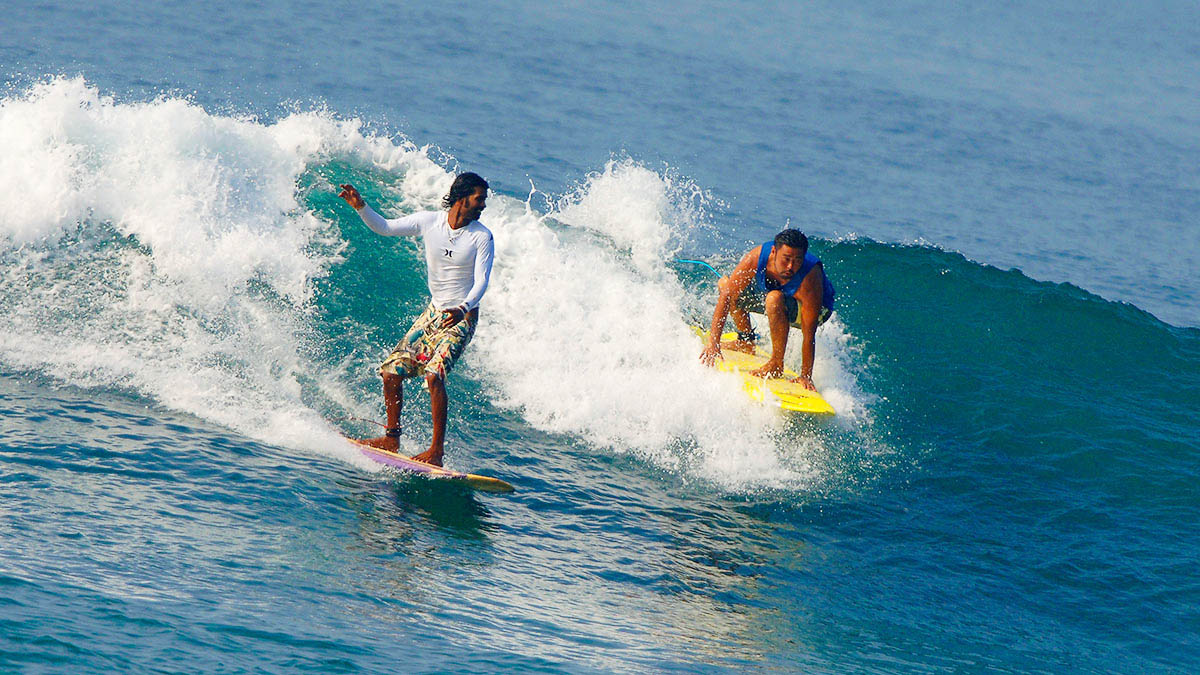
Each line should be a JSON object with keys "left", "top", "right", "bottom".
{"left": 355, "top": 203, "right": 389, "bottom": 235}
{"left": 708, "top": 293, "right": 734, "bottom": 342}
{"left": 800, "top": 330, "right": 816, "bottom": 379}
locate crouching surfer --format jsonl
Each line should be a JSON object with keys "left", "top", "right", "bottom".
{"left": 699, "top": 229, "right": 835, "bottom": 391}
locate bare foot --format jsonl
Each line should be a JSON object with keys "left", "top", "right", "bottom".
{"left": 721, "top": 339, "right": 757, "bottom": 355}
{"left": 410, "top": 447, "right": 444, "bottom": 467}
{"left": 749, "top": 361, "right": 784, "bottom": 379}
{"left": 358, "top": 435, "right": 400, "bottom": 452}
{"left": 790, "top": 375, "right": 817, "bottom": 391}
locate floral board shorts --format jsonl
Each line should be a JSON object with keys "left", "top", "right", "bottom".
{"left": 378, "top": 303, "right": 477, "bottom": 382}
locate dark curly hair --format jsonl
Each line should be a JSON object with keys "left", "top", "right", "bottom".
{"left": 442, "top": 172, "right": 490, "bottom": 209}
{"left": 774, "top": 229, "right": 808, "bottom": 254}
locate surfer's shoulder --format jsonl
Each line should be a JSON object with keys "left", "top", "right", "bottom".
{"left": 736, "top": 245, "right": 762, "bottom": 269}
{"left": 467, "top": 220, "right": 494, "bottom": 242}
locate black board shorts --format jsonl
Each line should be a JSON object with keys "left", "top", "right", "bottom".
{"left": 737, "top": 291, "right": 831, "bottom": 329}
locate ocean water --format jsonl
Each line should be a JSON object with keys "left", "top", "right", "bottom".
{"left": 2, "top": 1, "right": 1198, "bottom": 672}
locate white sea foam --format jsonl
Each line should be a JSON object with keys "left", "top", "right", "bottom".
{"left": 0, "top": 78, "right": 871, "bottom": 488}
{"left": 0, "top": 78, "right": 369, "bottom": 465}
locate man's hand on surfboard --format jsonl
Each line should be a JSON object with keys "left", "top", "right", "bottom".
{"left": 699, "top": 340, "right": 723, "bottom": 367}
{"left": 338, "top": 183, "right": 365, "bottom": 209}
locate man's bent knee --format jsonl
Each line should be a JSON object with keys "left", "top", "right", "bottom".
{"left": 763, "top": 290, "right": 787, "bottom": 312}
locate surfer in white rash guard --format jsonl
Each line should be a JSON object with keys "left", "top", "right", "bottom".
{"left": 337, "top": 173, "right": 494, "bottom": 467}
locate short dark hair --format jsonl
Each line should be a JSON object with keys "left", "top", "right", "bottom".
{"left": 442, "top": 172, "right": 490, "bottom": 209}
{"left": 774, "top": 229, "right": 808, "bottom": 253}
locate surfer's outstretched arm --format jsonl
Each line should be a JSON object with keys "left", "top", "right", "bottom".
{"left": 338, "top": 183, "right": 424, "bottom": 237}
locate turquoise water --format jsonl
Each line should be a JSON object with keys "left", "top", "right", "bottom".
{"left": 2, "top": 1, "right": 1199, "bottom": 672}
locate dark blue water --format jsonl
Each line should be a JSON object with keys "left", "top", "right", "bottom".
{"left": 2, "top": 1, "right": 1198, "bottom": 672}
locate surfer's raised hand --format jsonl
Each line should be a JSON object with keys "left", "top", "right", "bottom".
{"left": 338, "top": 183, "right": 365, "bottom": 209}
{"left": 699, "top": 341, "right": 723, "bottom": 367}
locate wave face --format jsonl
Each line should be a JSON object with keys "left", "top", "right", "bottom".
{"left": 2, "top": 78, "right": 1199, "bottom": 672}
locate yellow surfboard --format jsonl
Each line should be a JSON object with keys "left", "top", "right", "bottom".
{"left": 700, "top": 329, "right": 836, "bottom": 415}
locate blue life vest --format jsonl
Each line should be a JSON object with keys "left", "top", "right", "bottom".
{"left": 754, "top": 242, "right": 836, "bottom": 309}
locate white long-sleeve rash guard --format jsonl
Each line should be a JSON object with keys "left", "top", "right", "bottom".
{"left": 356, "top": 204, "right": 495, "bottom": 312}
